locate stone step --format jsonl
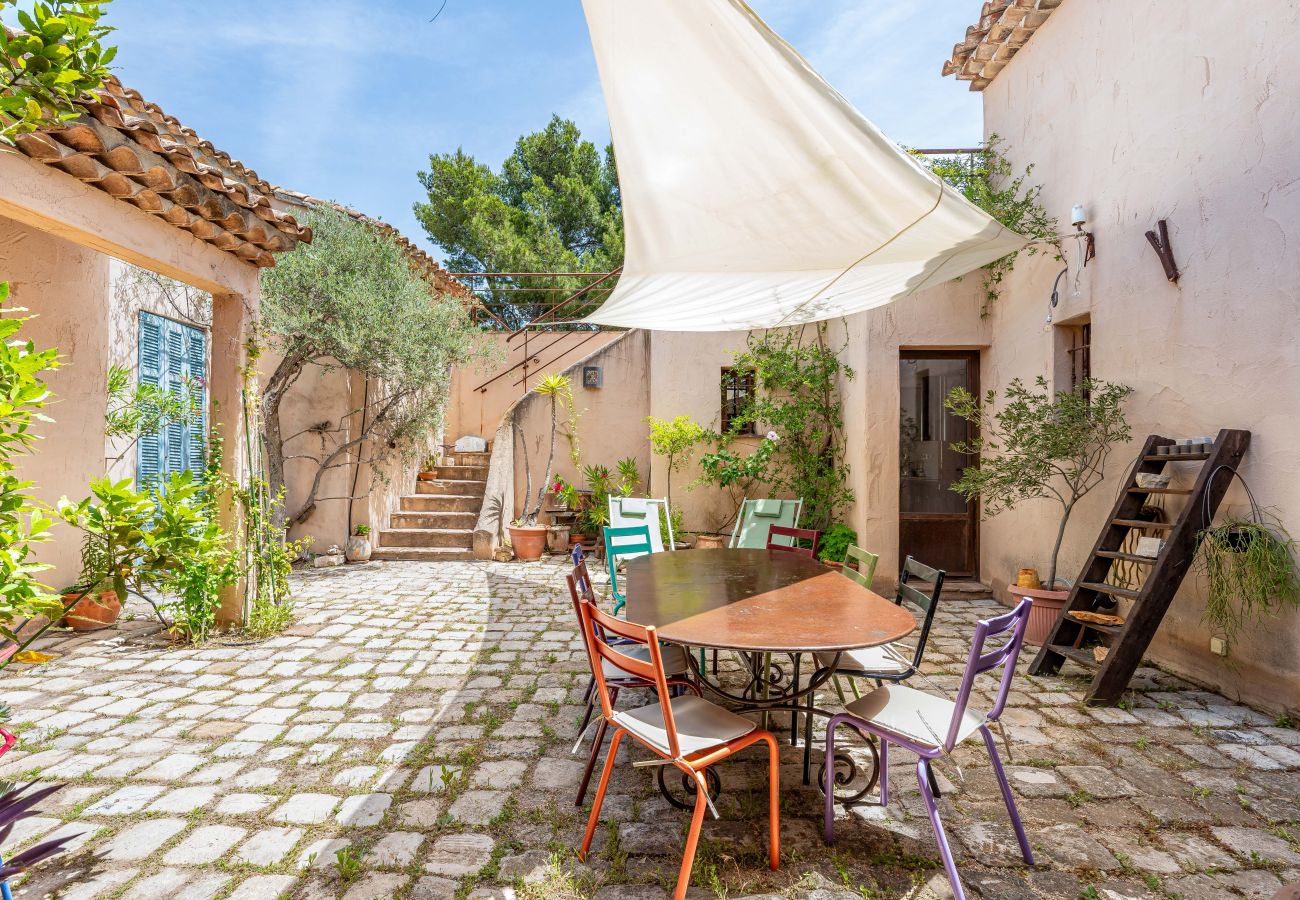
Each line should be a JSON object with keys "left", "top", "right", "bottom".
{"left": 444, "top": 451, "right": 490, "bottom": 467}
{"left": 400, "top": 494, "right": 482, "bottom": 513}
{"left": 371, "top": 547, "right": 476, "bottom": 562}
{"left": 434, "top": 464, "right": 488, "bottom": 480}
{"left": 416, "top": 479, "right": 486, "bottom": 497}
{"left": 390, "top": 511, "right": 478, "bottom": 530}
{"left": 379, "top": 528, "right": 474, "bottom": 549}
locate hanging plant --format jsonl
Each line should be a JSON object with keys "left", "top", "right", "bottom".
{"left": 1195, "top": 469, "right": 1300, "bottom": 645}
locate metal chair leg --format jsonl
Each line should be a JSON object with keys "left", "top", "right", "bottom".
{"left": 917, "top": 758, "right": 965, "bottom": 900}
{"left": 574, "top": 717, "right": 609, "bottom": 807}
{"left": 579, "top": 728, "right": 625, "bottom": 860}
{"left": 789, "top": 653, "right": 801, "bottom": 746}
{"left": 674, "top": 771, "right": 712, "bottom": 900}
{"left": 981, "top": 725, "right": 1033, "bottom": 865}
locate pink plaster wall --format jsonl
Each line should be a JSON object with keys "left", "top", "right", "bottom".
{"left": 968, "top": 0, "right": 1300, "bottom": 712}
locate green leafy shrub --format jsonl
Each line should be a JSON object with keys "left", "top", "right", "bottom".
{"left": 1197, "top": 513, "right": 1300, "bottom": 645}
{"left": 645, "top": 415, "right": 706, "bottom": 508}
{"left": 818, "top": 523, "right": 857, "bottom": 565}
{"left": 0, "top": 286, "right": 63, "bottom": 641}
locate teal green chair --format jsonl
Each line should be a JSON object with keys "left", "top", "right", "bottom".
{"left": 603, "top": 525, "right": 654, "bottom": 615}
{"left": 730, "top": 498, "right": 804, "bottom": 548}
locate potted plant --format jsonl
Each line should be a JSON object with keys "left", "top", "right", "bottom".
{"left": 510, "top": 373, "right": 572, "bottom": 560}
{"left": 817, "top": 523, "right": 858, "bottom": 570}
{"left": 345, "top": 524, "right": 373, "bottom": 563}
{"left": 417, "top": 452, "right": 440, "bottom": 482}
{"left": 1196, "top": 496, "right": 1300, "bottom": 651}
{"left": 61, "top": 533, "right": 121, "bottom": 631}
{"left": 946, "top": 376, "right": 1133, "bottom": 644}
{"left": 58, "top": 474, "right": 209, "bottom": 633}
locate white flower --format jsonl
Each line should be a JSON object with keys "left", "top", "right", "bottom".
{"left": 766, "top": 431, "right": 779, "bottom": 442}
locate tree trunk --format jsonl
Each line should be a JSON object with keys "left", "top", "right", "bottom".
{"left": 1047, "top": 499, "right": 1076, "bottom": 589}
{"left": 516, "top": 421, "right": 532, "bottom": 525}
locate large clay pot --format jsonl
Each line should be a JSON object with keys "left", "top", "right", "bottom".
{"left": 62, "top": 589, "right": 121, "bottom": 632}
{"left": 693, "top": 534, "right": 727, "bottom": 550}
{"left": 1012, "top": 583, "right": 1069, "bottom": 645}
{"left": 345, "top": 534, "right": 373, "bottom": 563}
{"left": 546, "top": 525, "right": 571, "bottom": 554}
{"left": 508, "top": 525, "right": 548, "bottom": 561}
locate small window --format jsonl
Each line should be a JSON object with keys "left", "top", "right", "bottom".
{"left": 1067, "top": 321, "right": 1091, "bottom": 403}
{"left": 721, "top": 367, "right": 756, "bottom": 435}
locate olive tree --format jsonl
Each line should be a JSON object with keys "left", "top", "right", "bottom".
{"left": 945, "top": 376, "right": 1133, "bottom": 589}
{"left": 260, "top": 206, "right": 479, "bottom": 528}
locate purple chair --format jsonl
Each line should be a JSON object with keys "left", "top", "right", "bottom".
{"left": 822, "top": 598, "right": 1034, "bottom": 900}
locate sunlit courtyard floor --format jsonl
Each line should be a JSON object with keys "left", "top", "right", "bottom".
{"left": 2, "top": 559, "right": 1298, "bottom": 899}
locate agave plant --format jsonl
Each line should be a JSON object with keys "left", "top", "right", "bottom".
{"left": 0, "top": 781, "right": 81, "bottom": 881}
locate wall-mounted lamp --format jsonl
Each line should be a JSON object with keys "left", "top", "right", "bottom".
{"left": 1044, "top": 266, "right": 1068, "bottom": 330}
{"left": 1070, "top": 204, "right": 1096, "bottom": 267}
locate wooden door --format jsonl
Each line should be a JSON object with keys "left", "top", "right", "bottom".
{"left": 899, "top": 351, "right": 978, "bottom": 577}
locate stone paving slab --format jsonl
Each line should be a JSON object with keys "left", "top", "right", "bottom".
{"left": 0, "top": 558, "right": 1296, "bottom": 899}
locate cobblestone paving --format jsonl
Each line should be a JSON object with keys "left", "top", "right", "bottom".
{"left": 2, "top": 559, "right": 1298, "bottom": 899}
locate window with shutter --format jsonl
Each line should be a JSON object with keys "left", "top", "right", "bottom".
{"left": 137, "top": 311, "right": 208, "bottom": 486}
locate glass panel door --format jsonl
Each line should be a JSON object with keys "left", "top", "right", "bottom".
{"left": 899, "top": 352, "right": 978, "bottom": 577}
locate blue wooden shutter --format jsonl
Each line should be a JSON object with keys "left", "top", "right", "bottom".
{"left": 137, "top": 312, "right": 208, "bottom": 486}
{"left": 184, "top": 326, "right": 207, "bottom": 474}
{"left": 137, "top": 312, "right": 165, "bottom": 487}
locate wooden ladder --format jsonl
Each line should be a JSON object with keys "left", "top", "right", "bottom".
{"left": 1028, "top": 428, "right": 1251, "bottom": 704}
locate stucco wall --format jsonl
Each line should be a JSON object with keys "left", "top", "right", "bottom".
{"left": 511, "top": 330, "right": 651, "bottom": 519}
{"left": 446, "top": 330, "right": 625, "bottom": 447}
{"left": 1, "top": 216, "right": 111, "bottom": 586}
{"left": 968, "top": 0, "right": 1300, "bottom": 712}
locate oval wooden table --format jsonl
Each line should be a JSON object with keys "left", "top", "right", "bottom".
{"left": 624, "top": 548, "right": 916, "bottom": 799}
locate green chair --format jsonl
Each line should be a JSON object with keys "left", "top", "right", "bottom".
{"left": 840, "top": 544, "right": 880, "bottom": 589}
{"left": 603, "top": 525, "right": 654, "bottom": 615}
{"left": 729, "top": 498, "right": 803, "bottom": 548}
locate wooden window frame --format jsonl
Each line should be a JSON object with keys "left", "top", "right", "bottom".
{"left": 720, "top": 367, "right": 757, "bottom": 436}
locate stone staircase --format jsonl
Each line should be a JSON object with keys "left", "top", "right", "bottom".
{"left": 372, "top": 449, "right": 488, "bottom": 561}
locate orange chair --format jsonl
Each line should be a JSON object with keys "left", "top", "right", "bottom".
{"left": 572, "top": 573, "right": 780, "bottom": 899}
{"left": 766, "top": 524, "right": 821, "bottom": 558}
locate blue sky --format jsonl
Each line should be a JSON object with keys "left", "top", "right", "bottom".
{"left": 92, "top": 1, "right": 982, "bottom": 258}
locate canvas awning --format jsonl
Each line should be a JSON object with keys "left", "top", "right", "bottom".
{"left": 577, "top": 0, "right": 1027, "bottom": 332}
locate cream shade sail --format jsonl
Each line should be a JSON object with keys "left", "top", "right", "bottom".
{"left": 577, "top": 0, "right": 1027, "bottom": 332}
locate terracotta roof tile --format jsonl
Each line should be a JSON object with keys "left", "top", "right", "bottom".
{"left": 942, "top": 0, "right": 1063, "bottom": 91}
{"left": 12, "top": 75, "right": 310, "bottom": 267}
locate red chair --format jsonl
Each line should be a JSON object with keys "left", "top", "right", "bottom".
{"left": 573, "top": 575, "right": 780, "bottom": 899}
{"left": 766, "top": 524, "right": 821, "bottom": 558}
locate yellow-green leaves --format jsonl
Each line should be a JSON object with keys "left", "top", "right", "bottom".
{"left": 1, "top": 0, "right": 117, "bottom": 144}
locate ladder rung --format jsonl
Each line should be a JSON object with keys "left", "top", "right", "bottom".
{"left": 1081, "top": 581, "right": 1140, "bottom": 599}
{"left": 1113, "top": 518, "right": 1173, "bottom": 530}
{"left": 1143, "top": 453, "right": 1210, "bottom": 462}
{"left": 1095, "top": 550, "right": 1157, "bottom": 564}
{"left": 1047, "top": 644, "right": 1101, "bottom": 669}
{"left": 1127, "top": 487, "right": 1192, "bottom": 495}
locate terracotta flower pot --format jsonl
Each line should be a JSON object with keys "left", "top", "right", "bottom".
{"left": 62, "top": 589, "right": 121, "bottom": 632}
{"left": 693, "top": 534, "right": 727, "bottom": 550}
{"left": 1011, "top": 583, "right": 1069, "bottom": 645}
{"left": 417, "top": 471, "right": 438, "bottom": 482}
{"left": 508, "top": 525, "right": 548, "bottom": 561}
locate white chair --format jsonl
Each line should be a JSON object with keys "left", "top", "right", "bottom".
{"left": 608, "top": 496, "right": 675, "bottom": 556}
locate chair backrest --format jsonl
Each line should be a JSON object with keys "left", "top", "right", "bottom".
{"left": 570, "top": 544, "right": 594, "bottom": 597}
{"left": 942, "top": 597, "right": 1033, "bottom": 751}
{"left": 603, "top": 525, "right": 654, "bottom": 602}
{"left": 608, "top": 496, "right": 671, "bottom": 555}
{"left": 731, "top": 498, "right": 803, "bottom": 548}
{"left": 840, "top": 544, "right": 880, "bottom": 589}
{"left": 569, "top": 565, "right": 682, "bottom": 758}
{"left": 896, "top": 556, "right": 946, "bottom": 673}
{"left": 766, "top": 524, "right": 821, "bottom": 558}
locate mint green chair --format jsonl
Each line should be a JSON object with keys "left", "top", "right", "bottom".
{"left": 729, "top": 498, "right": 803, "bottom": 549}
{"left": 603, "top": 525, "right": 654, "bottom": 615}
